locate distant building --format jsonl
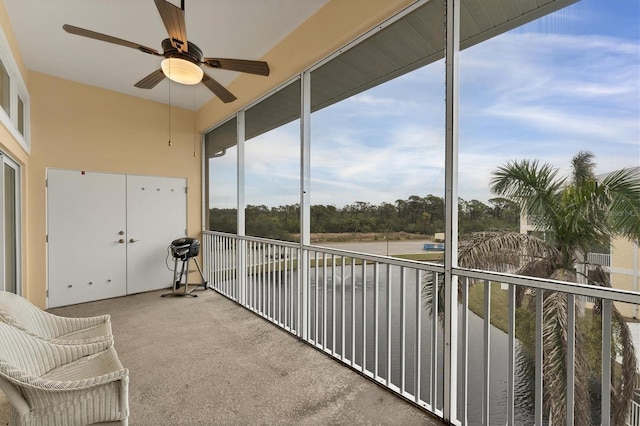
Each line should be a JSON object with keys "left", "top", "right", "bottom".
{"left": 608, "top": 237, "right": 639, "bottom": 318}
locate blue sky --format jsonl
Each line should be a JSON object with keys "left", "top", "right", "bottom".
{"left": 211, "top": 0, "right": 639, "bottom": 209}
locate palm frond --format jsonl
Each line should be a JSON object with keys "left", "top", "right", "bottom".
{"left": 553, "top": 181, "right": 612, "bottom": 259}
{"left": 587, "top": 265, "right": 637, "bottom": 425}
{"left": 600, "top": 167, "right": 640, "bottom": 243}
{"left": 458, "top": 231, "right": 559, "bottom": 272}
{"left": 610, "top": 307, "right": 637, "bottom": 426}
{"left": 542, "top": 269, "right": 592, "bottom": 425}
{"left": 490, "top": 159, "right": 564, "bottom": 231}
{"left": 571, "top": 151, "right": 596, "bottom": 186}
{"left": 421, "top": 271, "right": 445, "bottom": 320}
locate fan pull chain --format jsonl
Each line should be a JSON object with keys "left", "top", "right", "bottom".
{"left": 168, "top": 71, "right": 172, "bottom": 146}
{"left": 193, "top": 86, "right": 197, "bottom": 157}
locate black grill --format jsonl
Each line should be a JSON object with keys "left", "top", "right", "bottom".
{"left": 169, "top": 237, "right": 200, "bottom": 260}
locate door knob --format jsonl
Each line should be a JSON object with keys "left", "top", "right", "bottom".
{"left": 118, "top": 231, "right": 125, "bottom": 235}
{"left": 129, "top": 238, "right": 139, "bottom": 243}
{"left": 117, "top": 239, "right": 125, "bottom": 244}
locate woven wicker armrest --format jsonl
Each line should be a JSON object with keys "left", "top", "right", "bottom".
{"left": 51, "top": 321, "right": 114, "bottom": 344}
{"left": 0, "top": 323, "right": 112, "bottom": 376}
{"left": 0, "top": 292, "right": 113, "bottom": 343}
{"left": 0, "top": 363, "right": 126, "bottom": 391}
{"left": 42, "top": 346, "right": 127, "bottom": 384}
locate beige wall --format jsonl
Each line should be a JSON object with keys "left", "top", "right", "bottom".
{"left": 612, "top": 274, "right": 636, "bottom": 318}
{"left": 27, "top": 72, "right": 202, "bottom": 307}
{"left": 611, "top": 237, "right": 639, "bottom": 270}
{"left": 610, "top": 237, "right": 639, "bottom": 318}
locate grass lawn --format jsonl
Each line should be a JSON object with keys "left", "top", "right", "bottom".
{"left": 467, "top": 281, "right": 512, "bottom": 334}
{"left": 466, "top": 281, "right": 537, "bottom": 348}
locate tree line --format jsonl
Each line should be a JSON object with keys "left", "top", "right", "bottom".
{"left": 209, "top": 195, "right": 520, "bottom": 240}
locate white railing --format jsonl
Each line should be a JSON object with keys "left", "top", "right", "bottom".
{"left": 628, "top": 398, "right": 640, "bottom": 426}
{"left": 203, "top": 231, "right": 640, "bottom": 426}
{"left": 588, "top": 252, "right": 611, "bottom": 267}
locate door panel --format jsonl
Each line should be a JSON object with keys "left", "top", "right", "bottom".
{"left": 125, "top": 175, "right": 187, "bottom": 294}
{"left": 47, "top": 170, "right": 127, "bottom": 308}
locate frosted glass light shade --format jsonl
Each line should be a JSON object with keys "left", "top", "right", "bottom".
{"left": 161, "top": 58, "right": 203, "bottom": 85}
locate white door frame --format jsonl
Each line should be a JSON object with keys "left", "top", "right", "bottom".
{"left": 0, "top": 152, "right": 21, "bottom": 295}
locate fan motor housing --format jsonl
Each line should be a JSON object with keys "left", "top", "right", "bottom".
{"left": 161, "top": 38, "right": 203, "bottom": 64}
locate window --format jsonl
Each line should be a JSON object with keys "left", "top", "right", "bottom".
{"left": 457, "top": 1, "right": 640, "bottom": 423}
{"left": 244, "top": 80, "right": 301, "bottom": 241}
{"left": 17, "top": 95, "right": 24, "bottom": 136}
{"left": 205, "top": 117, "right": 238, "bottom": 233}
{"left": 0, "top": 25, "right": 30, "bottom": 151}
{"left": 309, "top": 0, "right": 446, "bottom": 254}
{"left": 0, "top": 59, "right": 9, "bottom": 117}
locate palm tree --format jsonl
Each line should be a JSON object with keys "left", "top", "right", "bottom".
{"left": 426, "top": 152, "right": 640, "bottom": 425}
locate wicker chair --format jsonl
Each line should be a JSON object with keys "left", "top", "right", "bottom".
{"left": 0, "top": 322, "right": 129, "bottom": 425}
{"left": 0, "top": 291, "right": 112, "bottom": 343}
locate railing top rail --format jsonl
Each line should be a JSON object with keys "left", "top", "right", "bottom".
{"left": 303, "top": 244, "right": 445, "bottom": 272}
{"left": 456, "top": 267, "right": 640, "bottom": 304}
{"left": 203, "top": 230, "right": 237, "bottom": 238}
{"left": 204, "top": 231, "right": 301, "bottom": 249}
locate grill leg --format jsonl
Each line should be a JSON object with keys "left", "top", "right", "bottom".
{"left": 161, "top": 256, "right": 198, "bottom": 298}
{"left": 192, "top": 258, "right": 212, "bottom": 290}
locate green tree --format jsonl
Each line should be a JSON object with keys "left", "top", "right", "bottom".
{"left": 480, "top": 152, "right": 638, "bottom": 424}
{"left": 425, "top": 152, "right": 639, "bottom": 425}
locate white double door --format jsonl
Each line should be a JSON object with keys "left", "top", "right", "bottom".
{"left": 47, "top": 170, "right": 187, "bottom": 308}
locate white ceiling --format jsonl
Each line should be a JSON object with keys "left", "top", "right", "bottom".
{"left": 4, "top": 0, "right": 329, "bottom": 110}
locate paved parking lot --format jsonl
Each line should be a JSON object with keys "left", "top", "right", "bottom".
{"left": 319, "top": 239, "right": 436, "bottom": 256}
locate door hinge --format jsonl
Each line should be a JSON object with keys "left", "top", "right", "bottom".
{"left": 45, "top": 179, "right": 48, "bottom": 188}
{"left": 185, "top": 187, "right": 188, "bottom": 194}
{"left": 46, "top": 235, "right": 48, "bottom": 243}
{"left": 46, "top": 290, "right": 48, "bottom": 298}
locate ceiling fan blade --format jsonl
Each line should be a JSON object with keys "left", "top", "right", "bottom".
{"left": 154, "top": 0, "right": 188, "bottom": 53}
{"left": 134, "top": 69, "right": 165, "bottom": 89}
{"left": 203, "top": 58, "right": 270, "bottom": 76}
{"left": 63, "top": 24, "right": 159, "bottom": 55}
{"left": 201, "top": 74, "right": 237, "bottom": 103}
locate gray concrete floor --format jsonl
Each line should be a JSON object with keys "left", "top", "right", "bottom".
{"left": 1, "top": 289, "right": 447, "bottom": 425}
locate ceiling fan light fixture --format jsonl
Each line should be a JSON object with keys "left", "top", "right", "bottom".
{"left": 161, "top": 57, "right": 203, "bottom": 85}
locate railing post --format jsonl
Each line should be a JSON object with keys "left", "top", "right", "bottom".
{"left": 443, "top": 0, "right": 460, "bottom": 422}
{"left": 602, "top": 300, "right": 612, "bottom": 426}
{"left": 535, "top": 290, "right": 543, "bottom": 426}
{"left": 237, "top": 111, "right": 246, "bottom": 304}
{"left": 566, "top": 293, "right": 576, "bottom": 426}
{"left": 299, "top": 71, "right": 311, "bottom": 340}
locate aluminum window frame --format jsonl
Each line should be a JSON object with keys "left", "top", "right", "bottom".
{"left": 0, "top": 23, "right": 30, "bottom": 153}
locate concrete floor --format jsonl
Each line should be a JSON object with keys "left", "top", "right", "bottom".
{"left": 0, "top": 289, "right": 447, "bottom": 425}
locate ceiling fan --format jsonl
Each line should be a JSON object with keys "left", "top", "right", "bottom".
{"left": 62, "top": 0, "right": 270, "bottom": 103}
